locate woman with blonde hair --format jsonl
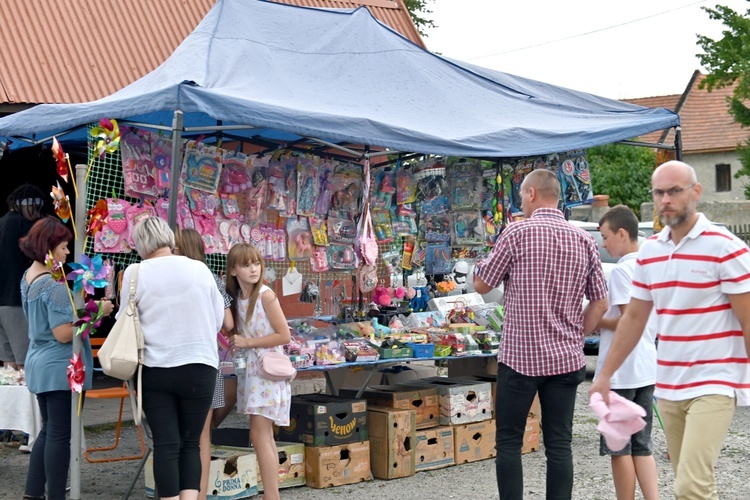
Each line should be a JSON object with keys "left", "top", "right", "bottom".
{"left": 120, "top": 217, "right": 223, "bottom": 500}
{"left": 225, "top": 243, "right": 291, "bottom": 500}
{"left": 173, "top": 227, "right": 233, "bottom": 500}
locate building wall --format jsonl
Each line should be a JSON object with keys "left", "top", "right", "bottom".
{"left": 684, "top": 151, "right": 747, "bottom": 201}
{"left": 640, "top": 199, "right": 750, "bottom": 226}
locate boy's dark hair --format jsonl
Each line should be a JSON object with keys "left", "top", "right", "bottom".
{"left": 598, "top": 204, "right": 638, "bottom": 241}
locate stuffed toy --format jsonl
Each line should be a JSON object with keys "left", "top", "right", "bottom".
{"left": 409, "top": 285, "right": 430, "bottom": 312}
{"left": 373, "top": 285, "right": 392, "bottom": 307}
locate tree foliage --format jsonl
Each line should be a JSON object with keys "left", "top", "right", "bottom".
{"left": 697, "top": 4, "right": 750, "bottom": 197}
{"left": 587, "top": 143, "right": 656, "bottom": 218}
{"left": 403, "top": 0, "right": 436, "bottom": 37}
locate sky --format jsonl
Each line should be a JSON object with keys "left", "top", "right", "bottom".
{"left": 423, "top": 0, "right": 750, "bottom": 100}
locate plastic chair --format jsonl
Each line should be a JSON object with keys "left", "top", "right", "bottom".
{"left": 84, "top": 337, "right": 146, "bottom": 463}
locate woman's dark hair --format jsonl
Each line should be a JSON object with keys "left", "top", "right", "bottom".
{"left": 19, "top": 216, "right": 73, "bottom": 262}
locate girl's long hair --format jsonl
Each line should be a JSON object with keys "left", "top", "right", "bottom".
{"left": 174, "top": 227, "right": 206, "bottom": 264}
{"left": 225, "top": 243, "right": 265, "bottom": 333}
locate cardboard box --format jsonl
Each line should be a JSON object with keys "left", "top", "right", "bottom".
{"left": 276, "top": 394, "right": 368, "bottom": 446}
{"left": 523, "top": 417, "right": 541, "bottom": 454}
{"left": 403, "top": 378, "right": 492, "bottom": 425}
{"left": 453, "top": 418, "right": 496, "bottom": 464}
{"left": 305, "top": 440, "right": 372, "bottom": 488}
{"left": 257, "top": 441, "right": 306, "bottom": 492}
{"left": 455, "top": 376, "right": 539, "bottom": 420}
{"left": 414, "top": 425, "right": 455, "bottom": 471}
{"left": 367, "top": 407, "right": 416, "bottom": 479}
{"left": 340, "top": 384, "right": 439, "bottom": 429}
{"left": 146, "top": 445, "right": 258, "bottom": 499}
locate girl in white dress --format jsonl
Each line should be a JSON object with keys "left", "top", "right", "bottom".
{"left": 226, "top": 243, "right": 291, "bottom": 500}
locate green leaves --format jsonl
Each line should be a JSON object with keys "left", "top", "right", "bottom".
{"left": 588, "top": 143, "right": 656, "bottom": 218}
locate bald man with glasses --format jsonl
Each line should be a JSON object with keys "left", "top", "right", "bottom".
{"left": 590, "top": 161, "right": 750, "bottom": 499}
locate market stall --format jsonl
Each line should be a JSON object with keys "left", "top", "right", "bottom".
{"left": 0, "top": 0, "right": 680, "bottom": 496}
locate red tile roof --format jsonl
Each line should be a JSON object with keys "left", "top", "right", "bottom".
{"left": 624, "top": 71, "right": 749, "bottom": 154}
{"left": 0, "top": 0, "right": 423, "bottom": 108}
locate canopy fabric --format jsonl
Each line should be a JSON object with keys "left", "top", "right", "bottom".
{"left": 0, "top": 0, "right": 679, "bottom": 158}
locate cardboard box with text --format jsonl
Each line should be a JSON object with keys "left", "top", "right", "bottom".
{"left": 367, "top": 406, "right": 416, "bottom": 479}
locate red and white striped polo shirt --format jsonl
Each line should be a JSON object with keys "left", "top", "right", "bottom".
{"left": 631, "top": 214, "right": 750, "bottom": 405}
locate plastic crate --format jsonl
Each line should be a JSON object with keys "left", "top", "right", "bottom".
{"left": 406, "top": 343, "right": 435, "bottom": 358}
{"left": 371, "top": 341, "right": 414, "bottom": 359}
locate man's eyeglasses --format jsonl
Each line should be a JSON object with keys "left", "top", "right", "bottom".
{"left": 650, "top": 184, "right": 695, "bottom": 199}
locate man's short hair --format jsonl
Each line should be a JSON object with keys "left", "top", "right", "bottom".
{"left": 598, "top": 205, "right": 639, "bottom": 241}
{"left": 525, "top": 169, "right": 560, "bottom": 201}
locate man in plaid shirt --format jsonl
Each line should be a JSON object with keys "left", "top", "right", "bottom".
{"left": 474, "top": 169, "right": 608, "bottom": 499}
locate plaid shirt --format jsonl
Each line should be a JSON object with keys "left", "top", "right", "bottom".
{"left": 475, "top": 208, "right": 607, "bottom": 376}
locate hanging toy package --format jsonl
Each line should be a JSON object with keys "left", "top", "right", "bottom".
{"left": 121, "top": 126, "right": 159, "bottom": 199}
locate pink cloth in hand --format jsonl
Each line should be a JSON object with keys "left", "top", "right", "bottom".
{"left": 589, "top": 391, "right": 647, "bottom": 452}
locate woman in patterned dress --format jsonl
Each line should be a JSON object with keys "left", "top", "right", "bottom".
{"left": 225, "top": 243, "right": 291, "bottom": 500}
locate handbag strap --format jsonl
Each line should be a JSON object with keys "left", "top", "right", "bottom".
{"left": 126, "top": 263, "right": 143, "bottom": 425}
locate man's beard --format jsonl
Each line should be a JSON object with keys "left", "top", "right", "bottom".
{"left": 659, "top": 208, "right": 688, "bottom": 227}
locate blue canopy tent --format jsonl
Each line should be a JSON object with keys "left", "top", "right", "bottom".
{"left": 0, "top": 0, "right": 678, "bottom": 159}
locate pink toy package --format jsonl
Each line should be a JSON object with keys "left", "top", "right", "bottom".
{"left": 219, "top": 151, "right": 251, "bottom": 194}
{"left": 193, "top": 213, "right": 220, "bottom": 254}
{"left": 216, "top": 215, "right": 242, "bottom": 251}
{"left": 185, "top": 187, "right": 219, "bottom": 218}
{"left": 94, "top": 198, "right": 132, "bottom": 253}
{"left": 177, "top": 197, "right": 195, "bottom": 229}
{"left": 121, "top": 126, "right": 159, "bottom": 199}
{"left": 126, "top": 202, "right": 156, "bottom": 249}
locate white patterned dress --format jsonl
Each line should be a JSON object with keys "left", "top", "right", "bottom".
{"left": 236, "top": 285, "right": 291, "bottom": 426}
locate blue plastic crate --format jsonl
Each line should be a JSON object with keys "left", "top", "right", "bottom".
{"left": 406, "top": 342, "right": 435, "bottom": 358}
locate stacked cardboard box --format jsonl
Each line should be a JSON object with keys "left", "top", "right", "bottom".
{"left": 276, "top": 394, "right": 368, "bottom": 446}
{"left": 340, "top": 384, "right": 439, "bottom": 430}
{"left": 367, "top": 407, "right": 416, "bottom": 479}
{"left": 403, "top": 377, "right": 492, "bottom": 425}
{"left": 414, "top": 425, "right": 455, "bottom": 471}
{"left": 145, "top": 445, "right": 258, "bottom": 499}
{"left": 304, "top": 441, "right": 371, "bottom": 488}
{"left": 276, "top": 394, "right": 372, "bottom": 489}
{"left": 257, "top": 441, "right": 306, "bottom": 492}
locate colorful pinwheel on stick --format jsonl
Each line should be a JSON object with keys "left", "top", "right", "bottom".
{"left": 45, "top": 251, "right": 76, "bottom": 312}
{"left": 86, "top": 118, "right": 120, "bottom": 182}
{"left": 67, "top": 254, "right": 111, "bottom": 297}
{"left": 67, "top": 353, "right": 85, "bottom": 393}
{"left": 67, "top": 352, "right": 86, "bottom": 415}
{"left": 86, "top": 199, "right": 108, "bottom": 237}
{"left": 51, "top": 137, "right": 78, "bottom": 198}
{"left": 73, "top": 299, "right": 106, "bottom": 339}
{"left": 50, "top": 182, "right": 78, "bottom": 239}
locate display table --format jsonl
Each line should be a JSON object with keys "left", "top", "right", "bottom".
{"left": 297, "top": 353, "right": 496, "bottom": 397}
{"left": 0, "top": 385, "right": 42, "bottom": 451}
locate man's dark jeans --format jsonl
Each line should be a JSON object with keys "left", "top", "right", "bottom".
{"left": 495, "top": 362, "right": 586, "bottom": 500}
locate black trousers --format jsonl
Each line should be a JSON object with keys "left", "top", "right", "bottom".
{"left": 495, "top": 362, "right": 586, "bottom": 500}
{"left": 142, "top": 363, "right": 216, "bottom": 497}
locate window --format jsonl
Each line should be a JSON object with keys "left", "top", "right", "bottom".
{"left": 716, "top": 164, "right": 731, "bottom": 192}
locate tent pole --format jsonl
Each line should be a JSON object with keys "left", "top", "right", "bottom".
{"left": 675, "top": 126, "right": 683, "bottom": 161}
{"left": 69, "top": 162, "right": 87, "bottom": 500}
{"left": 167, "top": 111, "right": 184, "bottom": 229}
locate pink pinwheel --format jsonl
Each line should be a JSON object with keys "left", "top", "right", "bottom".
{"left": 67, "top": 254, "right": 111, "bottom": 296}
{"left": 67, "top": 353, "right": 85, "bottom": 393}
{"left": 73, "top": 299, "right": 105, "bottom": 339}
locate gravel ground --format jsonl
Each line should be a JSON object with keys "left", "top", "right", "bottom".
{"left": 2, "top": 358, "right": 750, "bottom": 499}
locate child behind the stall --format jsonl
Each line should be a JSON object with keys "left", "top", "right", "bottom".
{"left": 225, "top": 243, "right": 291, "bottom": 500}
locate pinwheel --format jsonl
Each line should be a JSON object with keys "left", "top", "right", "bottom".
{"left": 86, "top": 198, "right": 109, "bottom": 237}
{"left": 44, "top": 252, "right": 66, "bottom": 283}
{"left": 45, "top": 251, "right": 76, "bottom": 313}
{"left": 67, "top": 254, "right": 111, "bottom": 297}
{"left": 67, "top": 352, "right": 86, "bottom": 415}
{"left": 50, "top": 182, "right": 78, "bottom": 239}
{"left": 51, "top": 137, "right": 78, "bottom": 198}
{"left": 67, "top": 353, "right": 85, "bottom": 393}
{"left": 86, "top": 118, "right": 120, "bottom": 182}
{"left": 73, "top": 299, "right": 106, "bottom": 339}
